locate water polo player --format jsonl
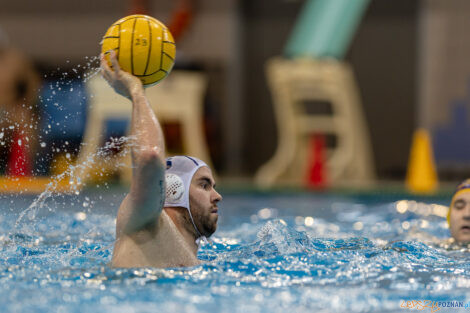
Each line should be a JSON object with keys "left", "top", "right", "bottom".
{"left": 448, "top": 179, "right": 470, "bottom": 244}
{"left": 100, "top": 51, "right": 222, "bottom": 268}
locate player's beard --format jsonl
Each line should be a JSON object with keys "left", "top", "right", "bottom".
{"left": 191, "top": 205, "right": 218, "bottom": 237}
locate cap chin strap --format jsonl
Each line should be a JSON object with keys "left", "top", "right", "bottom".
{"left": 187, "top": 207, "right": 209, "bottom": 248}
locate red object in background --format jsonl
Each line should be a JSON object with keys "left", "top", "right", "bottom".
{"left": 128, "top": 0, "right": 195, "bottom": 42}
{"left": 6, "top": 131, "right": 32, "bottom": 177}
{"left": 168, "top": 0, "right": 194, "bottom": 41}
{"left": 306, "top": 134, "right": 327, "bottom": 189}
{"left": 128, "top": 0, "right": 149, "bottom": 14}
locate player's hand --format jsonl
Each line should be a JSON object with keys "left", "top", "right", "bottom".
{"left": 100, "top": 51, "right": 144, "bottom": 99}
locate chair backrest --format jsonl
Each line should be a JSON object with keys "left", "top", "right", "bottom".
{"left": 144, "top": 71, "right": 207, "bottom": 120}
{"left": 284, "top": 0, "right": 370, "bottom": 60}
{"left": 85, "top": 71, "right": 207, "bottom": 119}
{"left": 85, "top": 73, "right": 132, "bottom": 117}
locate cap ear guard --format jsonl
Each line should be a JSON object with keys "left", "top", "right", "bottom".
{"left": 165, "top": 173, "right": 185, "bottom": 203}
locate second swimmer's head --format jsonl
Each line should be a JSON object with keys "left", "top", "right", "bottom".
{"left": 448, "top": 179, "right": 470, "bottom": 243}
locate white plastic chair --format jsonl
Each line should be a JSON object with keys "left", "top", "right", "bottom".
{"left": 255, "top": 57, "right": 375, "bottom": 187}
{"left": 75, "top": 70, "right": 211, "bottom": 185}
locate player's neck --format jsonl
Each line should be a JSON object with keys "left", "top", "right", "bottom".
{"left": 164, "top": 207, "right": 199, "bottom": 254}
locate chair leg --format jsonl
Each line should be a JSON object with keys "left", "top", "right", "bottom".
{"left": 182, "top": 112, "right": 214, "bottom": 170}
{"left": 119, "top": 151, "right": 133, "bottom": 185}
{"left": 74, "top": 114, "right": 103, "bottom": 187}
{"left": 254, "top": 130, "right": 298, "bottom": 187}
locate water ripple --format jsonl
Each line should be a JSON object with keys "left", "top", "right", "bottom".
{"left": 0, "top": 195, "right": 468, "bottom": 312}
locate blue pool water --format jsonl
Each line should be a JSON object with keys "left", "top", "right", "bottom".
{"left": 1, "top": 189, "right": 469, "bottom": 313}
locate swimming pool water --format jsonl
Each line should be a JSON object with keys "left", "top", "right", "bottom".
{"left": 1, "top": 189, "right": 469, "bottom": 313}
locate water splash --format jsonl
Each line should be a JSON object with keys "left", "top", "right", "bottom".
{"left": 15, "top": 135, "right": 135, "bottom": 234}
{"left": 11, "top": 55, "right": 128, "bottom": 234}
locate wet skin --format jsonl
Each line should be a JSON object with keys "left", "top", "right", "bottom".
{"left": 188, "top": 166, "right": 222, "bottom": 238}
{"left": 450, "top": 191, "right": 470, "bottom": 243}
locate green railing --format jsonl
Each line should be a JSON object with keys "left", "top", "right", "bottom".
{"left": 285, "top": 0, "right": 370, "bottom": 59}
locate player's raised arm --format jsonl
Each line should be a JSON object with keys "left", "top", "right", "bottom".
{"left": 101, "top": 51, "right": 166, "bottom": 235}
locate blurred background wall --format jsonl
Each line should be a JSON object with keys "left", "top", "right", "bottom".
{"left": 0, "top": 0, "right": 469, "bottom": 182}
{"left": 419, "top": 0, "right": 470, "bottom": 180}
{"left": 242, "top": 0, "right": 417, "bottom": 180}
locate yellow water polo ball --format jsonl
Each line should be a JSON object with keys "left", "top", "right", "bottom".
{"left": 101, "top": 14, "right": 176, "bottom": 86}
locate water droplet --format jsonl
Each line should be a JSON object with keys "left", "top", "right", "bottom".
{"left": 353, "top": 221, "right": 363, "bottom": 230}
{"left": 304, "top": 216, "right": 314, "bottom": 226}
{"left": 75, "top": 212, "right": 87, "bottom": 220}
{"left": 258, "top": 208, "right": 272, "bottom": 219}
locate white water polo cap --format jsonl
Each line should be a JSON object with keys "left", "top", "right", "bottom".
{"left": 164, "top": 156, "right": 210, "bottom": 245}
{"left": 164, "top": 156, "right": 208, "bottom": 209}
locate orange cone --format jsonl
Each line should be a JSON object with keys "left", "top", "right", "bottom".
{"left": 405, "top": 128, "right": 438, "bottom": 193}
{"left": 307, "top": 134, "right": 327, "bottom": 189}
{"left": 6, "top": 131, "right": 32, "bottom": 177}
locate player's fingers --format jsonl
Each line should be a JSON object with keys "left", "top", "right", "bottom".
{"left": 101, "top": 67, "right": 112, "bottom": 82}
{"left": 100, "top": 60, "right": 113, "bottom": 83}
{"left": 109, "top": 50, "right": 121, "bottom": 72}
{"left": 100, "top": 53, "right": 112, "bottom": 72}
{"left": 100, "top": 68, "right": 110, "bottom": 82}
